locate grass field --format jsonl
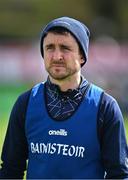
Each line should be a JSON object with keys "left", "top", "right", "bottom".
{"left": 0, "top": 83, "right": 31, "bottom": 154}
{"left": 0, "top": 83, "right": 128, "bottom": 159}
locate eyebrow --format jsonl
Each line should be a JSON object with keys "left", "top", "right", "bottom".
{"left": 45, "top": 43, "right": 71, "bottom": 49}
{"left": 44, "top": 44, "right": 54, "bottom": 48}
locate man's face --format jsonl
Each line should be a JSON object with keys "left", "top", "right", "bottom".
{"left": 43, "top": 32, "right": 84, "bottom": 80}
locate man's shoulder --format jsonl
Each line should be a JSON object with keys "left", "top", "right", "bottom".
{"left": 99, "top": 90, "right": 123, "bottom": 124}
{"left": 17, "top": 82, "right": 46, "bottom": 105}
{"left": 101, "top": 91, "right": 118, "bottom": 108}
{"left": 90, "top": 84, "right": 120, "bottom": 118}
{"left": 90, "top": 83, "right": 117, "bottom": 104}
{"left": 17, "top": 89, "right": 32, "bottom": 104}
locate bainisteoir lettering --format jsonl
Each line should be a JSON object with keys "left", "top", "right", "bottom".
{"left": 30, "top": 142, "right": 85, "bottom": 158}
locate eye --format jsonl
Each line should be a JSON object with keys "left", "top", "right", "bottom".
{"left": 45, "top": 44, "right": 54, "bottom": 51}
{"left": 61, "top": 45, "right": 71, "bottom": 52}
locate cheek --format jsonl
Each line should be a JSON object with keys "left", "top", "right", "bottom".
{"left": 43, "top": 54, "right": 52, "bottom": 65}
{"left": 43, "top": 56, "right": 49, "bottom": 68}
{"left": 44, "top": 52, "right": 50, "bottom": 60}
{"left": 68, "top": 54, "right": 81, "bottom": 64}
{"left": 44, "top": 59, "right": 50, "bottom": 68}
{"left": 71, "top": 58, "right": 82, "bottom": 68}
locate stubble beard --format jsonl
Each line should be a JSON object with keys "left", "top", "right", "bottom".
{"left": 46, "top": 65, "right": 78, "bottom": 81}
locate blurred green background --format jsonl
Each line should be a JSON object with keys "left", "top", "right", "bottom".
{"left": 0, "top": 0, "right": 128, "bottom": 158}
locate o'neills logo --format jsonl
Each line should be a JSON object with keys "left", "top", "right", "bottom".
{"left": 48, "top": 129, "right": 67, "bottom": 136}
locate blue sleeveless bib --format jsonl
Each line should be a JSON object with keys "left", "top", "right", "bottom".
{"left": 25, "top": 82, "right": 105, "bottom": 179}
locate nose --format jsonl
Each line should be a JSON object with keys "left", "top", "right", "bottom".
{"left": 52, "top": 49, "right": 63, "bottom": 61}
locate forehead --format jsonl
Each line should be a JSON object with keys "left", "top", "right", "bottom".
{"left": 43, "top": 32, "right": 78, "bottom": 46}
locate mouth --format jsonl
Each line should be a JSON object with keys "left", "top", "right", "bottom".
{"left": 51, "top": 63, "right": 65, "bottom": 68}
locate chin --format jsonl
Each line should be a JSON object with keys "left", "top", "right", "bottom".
{"left": 50, "top": 73, "right": 69, "bottom": 80}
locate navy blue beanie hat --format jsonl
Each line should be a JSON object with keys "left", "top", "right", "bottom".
{"left": 40, "top": 17, "right": 90, "bottom": 66}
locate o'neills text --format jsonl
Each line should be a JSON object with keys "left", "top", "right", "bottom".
{"left": 30, "top": 142, "right": 85, "bottom": 158}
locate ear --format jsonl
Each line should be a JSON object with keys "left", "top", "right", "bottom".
{"left": 80, "top": 55, "right": 85, "bottom": 64}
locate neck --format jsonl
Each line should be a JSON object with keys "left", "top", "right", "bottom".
{"left": 49, "top": 72, "right": 81, "bottom": 92}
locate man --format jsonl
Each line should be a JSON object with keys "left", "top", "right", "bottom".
{"left": 0, "top": 17, "right": 128, "bottom": 179}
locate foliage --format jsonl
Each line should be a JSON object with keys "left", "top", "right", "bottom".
{"left": 0, "top": 0, "right": 128, "bottom": 41}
